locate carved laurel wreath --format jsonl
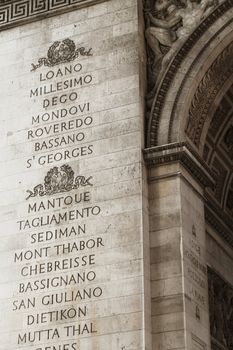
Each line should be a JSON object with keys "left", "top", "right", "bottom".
{"left": 31, "top": 38, "right": 92, "bottom": 71}
{"left": 26, "top": 164, "right": 93, "bottom": 200}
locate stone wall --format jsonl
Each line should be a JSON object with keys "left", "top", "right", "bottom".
{"left": 0, "top": 1, "right": 233, "bottom": 350}
{"left": 148, "top": 162, "right": 210, "bottom": 350}
{"left": 0, "top": 1, "right": 150, "bottom": 349}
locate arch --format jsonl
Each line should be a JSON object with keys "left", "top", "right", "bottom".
{"left": 146, "top": 0, "right": 233, "bottom": 153}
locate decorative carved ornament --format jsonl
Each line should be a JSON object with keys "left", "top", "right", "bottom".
{"left": 144, "top": 140, "right": 233, "bottom": 247}
{"left": 144, "top": 141, "right": 215, "bottom": 188}
{"left": 203, "top": 84, "right": 233, "bottom": 239}
{"left": 31, "top": 38, "right": 92, "bottom": 71}
{"left": 146, "top": 0, "right": 233, "bottom": 147}
{"left": 0, "top": 0, "right": 106, "bottom": 30}
{"left": 208, "top": 268, "right": 233, "bottom": 350}
{"left": 144, "top": 0, "right": 218, "bottom": 99}
{"left": 26, "top": 165, "right": 93, "bottom": 200}
{"left": 205, "top": 198, "right": 233, "bottom": 248}
{"left": 186, "top": 41, "right": 233, "bottom": 147}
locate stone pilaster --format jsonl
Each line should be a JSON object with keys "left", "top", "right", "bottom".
{"left": 144, "top": 143, "right": 215, "bottom": 350}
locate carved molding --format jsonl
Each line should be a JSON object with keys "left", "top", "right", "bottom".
{"left": 203, "top": 84, "right": 233, "bottom": 225}
{"left": 144, "top": 0, "right": 218, "bottom": 100}
{"left": 205, "top": 201, "right": 233, "bottom": 248}
{"left": 147, "top": 0, "right": 233, "bottom": 147}
{"left": 0, "top": 0, "right": 107, "bottom": 30}
{"left": 144, "top": 143, "right": 233, "bottom": 247}
{"left": 208, "top": 268, "right": 233, "bottom": 349}
{"left": 186, "top": 41, "right": 233, "bottom": 147}
{"left": 144, "top": 141, "right": 215, "bottom": 189}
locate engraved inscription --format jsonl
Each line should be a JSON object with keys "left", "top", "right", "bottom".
{"left": 9, "top": 38, "right": 104, "bottom": 350}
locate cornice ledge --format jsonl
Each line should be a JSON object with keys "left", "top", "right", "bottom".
{"left": 0, "top": 0, "right": 108, "bottom": 31}
{"left": 143, "top": 142, "right": 215, "bottom": 189}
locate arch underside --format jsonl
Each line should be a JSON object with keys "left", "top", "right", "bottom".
{"left": 146, "top": 0, "right": 233, "bottom": 246}
{"left": 147, "top": 0, "right": 233, "bottom": 149}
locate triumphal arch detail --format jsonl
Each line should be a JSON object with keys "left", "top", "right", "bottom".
{"left": 0, "top": 1, "right": 232, "bottom": 350}
{"left": 144, "top": 0, "right": 233, "bottom": 349}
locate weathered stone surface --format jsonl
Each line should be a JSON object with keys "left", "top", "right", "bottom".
{"left": 1, "top": 1, "right": 233, "bottom": 350}
{"left": 0, "top": 1, "right": 150, "bottom": 350}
